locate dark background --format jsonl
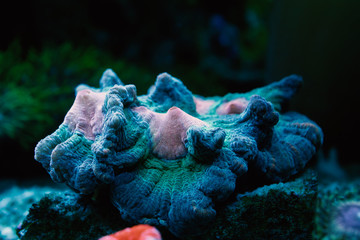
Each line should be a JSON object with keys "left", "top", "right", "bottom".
{"left": 0, "top": 0, "right": 359, "bottom": 179}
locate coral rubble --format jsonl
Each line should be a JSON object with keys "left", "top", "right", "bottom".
{"left": 34, "top": 69, "right": 323, "bottom": 237}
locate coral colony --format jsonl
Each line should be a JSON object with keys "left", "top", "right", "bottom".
{"left": 35, "top": 69, "right": 323, "bottom": 237}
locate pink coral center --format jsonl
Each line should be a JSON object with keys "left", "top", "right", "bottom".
{"left": 216, "top": 98, "right": 249, "bottom": 115}
{"left": 64, "top": 89, "right": 106, "bottom": 140}
{"left": 133, "top": 106, "right": 208, "bottom": 159}
{"left": 193, "top": 97, "right": 215, "bottom": 115}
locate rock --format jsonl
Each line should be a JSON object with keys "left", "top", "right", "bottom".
{"left": 187, "top": 169, "right": 317, "bottom": 240}
{"left": 17, "top": 170, "right": 317, "bottom": 240}
{"left": 0, "top": 183, "right": 65, "bottom": 240}
{"left": 17, "top": 190, "right": 128, "bottom": 240}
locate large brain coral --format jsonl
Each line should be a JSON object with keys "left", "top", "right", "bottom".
{"left": 35, "top": 69, "right": 323, "bottom": 237}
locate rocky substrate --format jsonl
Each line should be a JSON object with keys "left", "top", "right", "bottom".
{"left": 17, "top": 169, "right": 317, "bottom": 240}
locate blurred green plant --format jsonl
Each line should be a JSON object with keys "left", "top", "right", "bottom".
{"left": 0, "top": 41, "right": 155, "bottom": 149}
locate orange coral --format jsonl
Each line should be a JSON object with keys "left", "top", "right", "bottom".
{"left": 99, "top": 224, "right": 161, "bottom": 240}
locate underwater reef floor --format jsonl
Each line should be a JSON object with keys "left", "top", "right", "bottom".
{"left": 13, "top": 170, "right": 317, "bottom": 240}
{"left": 2, "top": 168, "right": 360, "bottom": 239}
{"left": 0, "top": 179, "right": 66, "bottom": 240}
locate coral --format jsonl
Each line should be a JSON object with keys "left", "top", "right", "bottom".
{"left": 34, "top": 69, "right": 323, "bottom": 237}
{"left": 315, "top": 179, "right": 360, "bottom": 240}
{"left": 99, "top": 224, "right": 162, "bottom": 240}
{"left": 332, "top": 202, "right": 360, "bottom": 237}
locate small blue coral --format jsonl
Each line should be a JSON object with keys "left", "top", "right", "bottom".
{"left": 34, "top": 69, "right": 323, "bottom": 237}
{"left": 332, "top": 201, "right": 360, "bottom": 238}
